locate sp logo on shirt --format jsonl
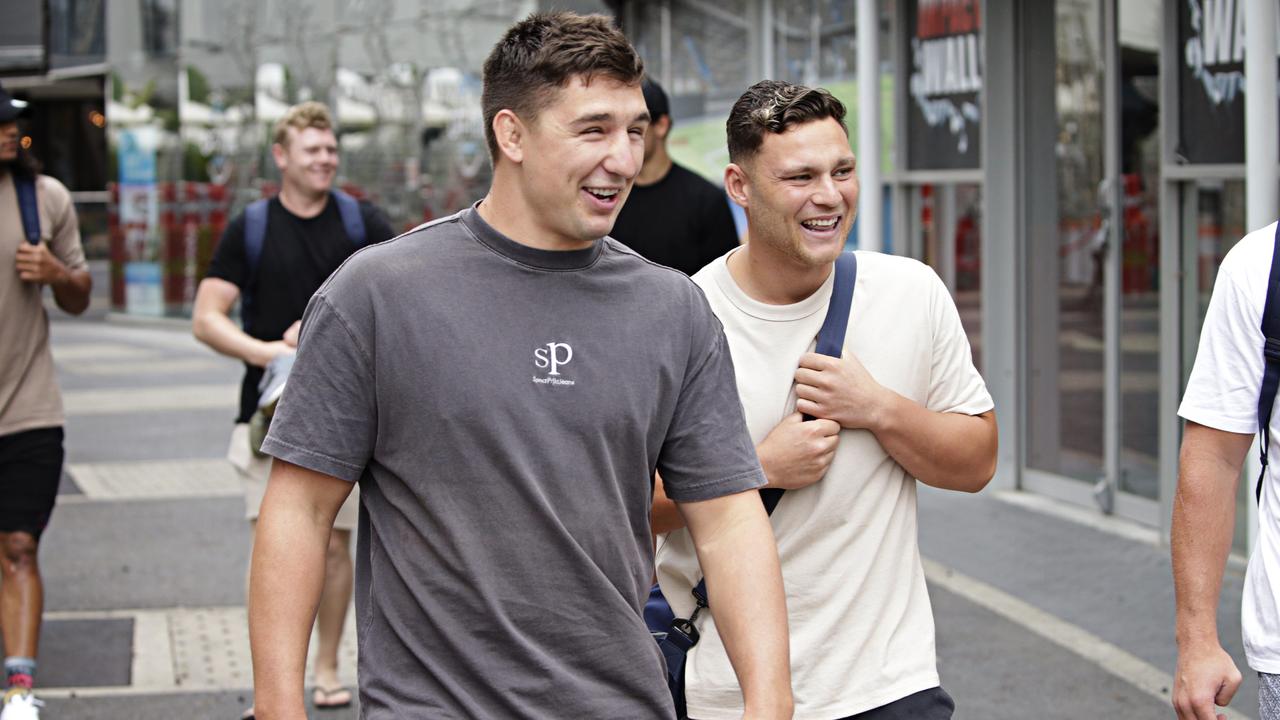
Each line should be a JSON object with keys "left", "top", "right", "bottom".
{"left": 533, "top": 342, "right": 576, "bottom": 386}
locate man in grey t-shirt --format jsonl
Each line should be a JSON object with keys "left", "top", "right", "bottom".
{"left": 247, "top": 12, "right": 793, "bottom": 720}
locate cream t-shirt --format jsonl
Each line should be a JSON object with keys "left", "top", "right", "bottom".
{"left": 656, "top": 249, "right": 993, "bottom": 719}
{"left": 0, "top": 172, "right": 86, "bottom": 435}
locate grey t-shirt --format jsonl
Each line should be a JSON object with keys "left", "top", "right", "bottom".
{"left": 261, "top": 205, "right": 766, "bottom": 719}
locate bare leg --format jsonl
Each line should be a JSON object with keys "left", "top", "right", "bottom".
{"left": 0, "top": 532, "right": 43, "bottom": 664}
{"left": 312, "top": 528, "right": 352, "bottom": 693}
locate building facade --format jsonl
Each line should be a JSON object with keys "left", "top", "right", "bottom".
{"left": 2, "top": 0, "right": 1275, "bottom": 548}
{"left": 614, "top": 0, "right": 1273, "bottom": 549}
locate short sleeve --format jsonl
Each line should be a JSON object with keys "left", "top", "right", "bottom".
{"left": 656, "top": 286, "right": 766, "bottom": 502}
{"left": 924, "top": 266, "right": 994, "bottom": 415}
{"left": 204, "top": 214, "right": 249, "bottom": 288}
{"left": 41, "top": 177, "right": 87, "bottom": 271}
{"left": 260, "top": 293, "right": 377, "bottom": 481}
{"left": 1179, "top": 250, "right": 1264, "bottom": 435}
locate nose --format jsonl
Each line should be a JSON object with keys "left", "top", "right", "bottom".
{"left": 811, "top": 174, "right": 843, "bottom": 208}
{"left": 601, "top": 129, "right": 640, "bottom": 180}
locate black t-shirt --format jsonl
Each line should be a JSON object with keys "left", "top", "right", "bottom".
{"left": 205, "top": 195, "right": 395, "bottom": 422}
{"left": 608, "top": 162, "right": 740, "bottom": 276}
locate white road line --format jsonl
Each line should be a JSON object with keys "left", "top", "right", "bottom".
{"left": 921, "top": 559, "right": 1250, "bottom": 720}
{"left": 56, "top": 357, "right": 227, "bottom": 377}
{"left": 131, "top": 611, "right": 176, "bottom": 689}
{"left": 66, "top": 458, "right": 241, "bottom": 501}
{"left": 51, "top": 344, "right": 158, "bottom": 362}
{"left": 61, "top": 384, "right": 237, "bottom": 415}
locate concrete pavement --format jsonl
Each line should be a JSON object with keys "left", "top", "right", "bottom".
{"left": 8, "top": 300, "right": 1255, "bottom": 718}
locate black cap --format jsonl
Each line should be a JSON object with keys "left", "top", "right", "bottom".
{"left": 642, "top": 77, "right": 669, "bottom": 121}
{"left": 0, "top": 83, "right": 27, "bottom": 123}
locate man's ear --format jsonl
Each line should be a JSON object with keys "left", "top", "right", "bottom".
{"left": 654, "top": 114, "right": 672, "bottom": 140}
{"left": 724, "top": 163, "right": 750, "bottom": 209}
{"left": 270, "top": 143, "right": 287, "bottom": 172}
{"left": 492, "top": 109, "right": 525, "bottom": 165}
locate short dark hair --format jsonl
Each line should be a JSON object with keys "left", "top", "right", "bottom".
{"left": 481, "top": 11, "right": 644, "bottom": 161}
{"left": 726, "top": 80, "right": 847, "bottom": 164}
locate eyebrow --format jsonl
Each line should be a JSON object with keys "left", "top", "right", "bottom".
{"left": 571, "top": 111, "right": 651, "bottom": 126}
{"left": 776, "top": 156, "right": 856, "bottom": 176}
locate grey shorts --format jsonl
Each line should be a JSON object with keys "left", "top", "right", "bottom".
{"left": 1262, "top": 672, "right": 1280, "bottom": 720}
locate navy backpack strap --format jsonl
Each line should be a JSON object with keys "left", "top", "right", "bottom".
{"left": 1258, "top": 224, "right": 1280, "bottom": 502}
{"left": 15, "top": 173, "right": 40, "bottom": 245}
{"left": 331, "top": 189, "right": 367, "bottom": 247}
{"left": 240, "top": 199, "right": 270, "bottom": 332}
{"left": 760, "top": 251, "right": 859, "bottom": 514}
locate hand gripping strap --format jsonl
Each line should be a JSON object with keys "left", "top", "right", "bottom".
{"left": 684, "top": 251, "right": 859, "bottom": 636}
{"left": 761, "top": 251, "right": 859, "bottom": 514}
{"left": 1258, "top": 224, "right": 1280, "bottom": 502}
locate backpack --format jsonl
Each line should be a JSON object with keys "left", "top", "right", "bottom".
{"left": 15, "top": 173, "right": 40, "bottom": 245}
{"left": 240, "top": 189, "right": 366, "bottom": 333}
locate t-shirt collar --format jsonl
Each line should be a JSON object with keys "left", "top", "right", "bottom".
{"left": 711, "top": 246, "right": 834, "bottom": 322}
{"left": 461, "top": 201, "right": 603, "bottom": 271}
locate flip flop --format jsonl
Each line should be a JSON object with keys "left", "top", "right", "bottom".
{"left": 312, "top": 685, "right": 353, "bottom": 709}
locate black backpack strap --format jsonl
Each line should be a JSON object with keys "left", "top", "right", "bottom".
{"left": 681, "top": 252, "right": 860, "bottom": 635}
{"left": 15, "top": 173, "right": 40, "bottom": 245}
{"left": 1258, "top": 224, "right": 1280, "bottom": 502}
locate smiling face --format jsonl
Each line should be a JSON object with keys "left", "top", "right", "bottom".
{"left": 733, "top": 118, "right": 858, "bottom": 268}
{"left": 272, "top": 126, "right": 338, "bottom": 199}
{"left": 513, "top": 75, "right": 649, "bottom": 245}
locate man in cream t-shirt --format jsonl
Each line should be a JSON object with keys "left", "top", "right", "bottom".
{"left": 654, "top": 80, "right": 998, "bottom": 719}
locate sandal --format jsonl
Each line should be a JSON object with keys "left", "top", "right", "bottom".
{"left": 312, "top": 685, "right": 353, "bottom": 709}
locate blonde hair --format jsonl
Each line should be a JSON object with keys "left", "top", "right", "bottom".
{"left": 272, "top": 101, "right": 334, "bottom": 147}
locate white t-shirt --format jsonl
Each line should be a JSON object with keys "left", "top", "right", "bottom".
{"left": 1178, "top": 220, "right": 1280, "bottom": 673}
{"left": 656, "top": 249, "right": 994, "bottom": 719}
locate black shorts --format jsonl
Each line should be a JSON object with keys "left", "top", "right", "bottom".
{"left": 0, "top": 426, "right": 65, "bottom": 539}
{"left": 839, "top": 686, "right": 955, "bottom": 720}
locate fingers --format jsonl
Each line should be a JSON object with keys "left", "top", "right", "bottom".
{"left": 810, "top": 419, "right": 841, "bottom": 436}
{"left": 1214, "top": 670, "right": 1241, "bottom": 706}
{"left": 794, "top": 367, "right": 823, "bottom": 387}
{"left": 797, "top": 352, "right": 833, "bottom": 370}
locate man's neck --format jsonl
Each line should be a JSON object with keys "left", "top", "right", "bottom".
{"left": 727, "top": 240, "right": 832, "bottom": 306}
{"left": 635, "top": 147, "right": 673, "bottom": 187}
{"left": 278, "top": 184, "right": 329, "bottom": 219}
{"left": 476, "top": 172, "right": 595, "bottom": 252}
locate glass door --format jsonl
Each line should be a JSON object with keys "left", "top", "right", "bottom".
{"left": 1021, "top": 0, "right": 1163, "bottom": 524}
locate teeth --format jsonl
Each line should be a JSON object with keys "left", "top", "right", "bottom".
{"left": 586, "top": 188, "right": 619, "bottom": 199}
{"left": 802, "top": 217, "right": 838, "bottom": 229}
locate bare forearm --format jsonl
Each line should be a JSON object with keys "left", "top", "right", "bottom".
{"left": 50, "top": 268, "right": 92, "bottom": 315}
{"left": 1172, "top": 430, "right": 1246, "bottom": 648}
{"left": 249, "top": 485, "right": 332, "bottom": 717}
{"left": 873, "top": 396, "right": 996, "bottom": 492}
{"left": 194, "top": 309, "right": 273, "bottom": 366}
{"left": 681, "top": 493, "right": 792, "bottom": 718}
